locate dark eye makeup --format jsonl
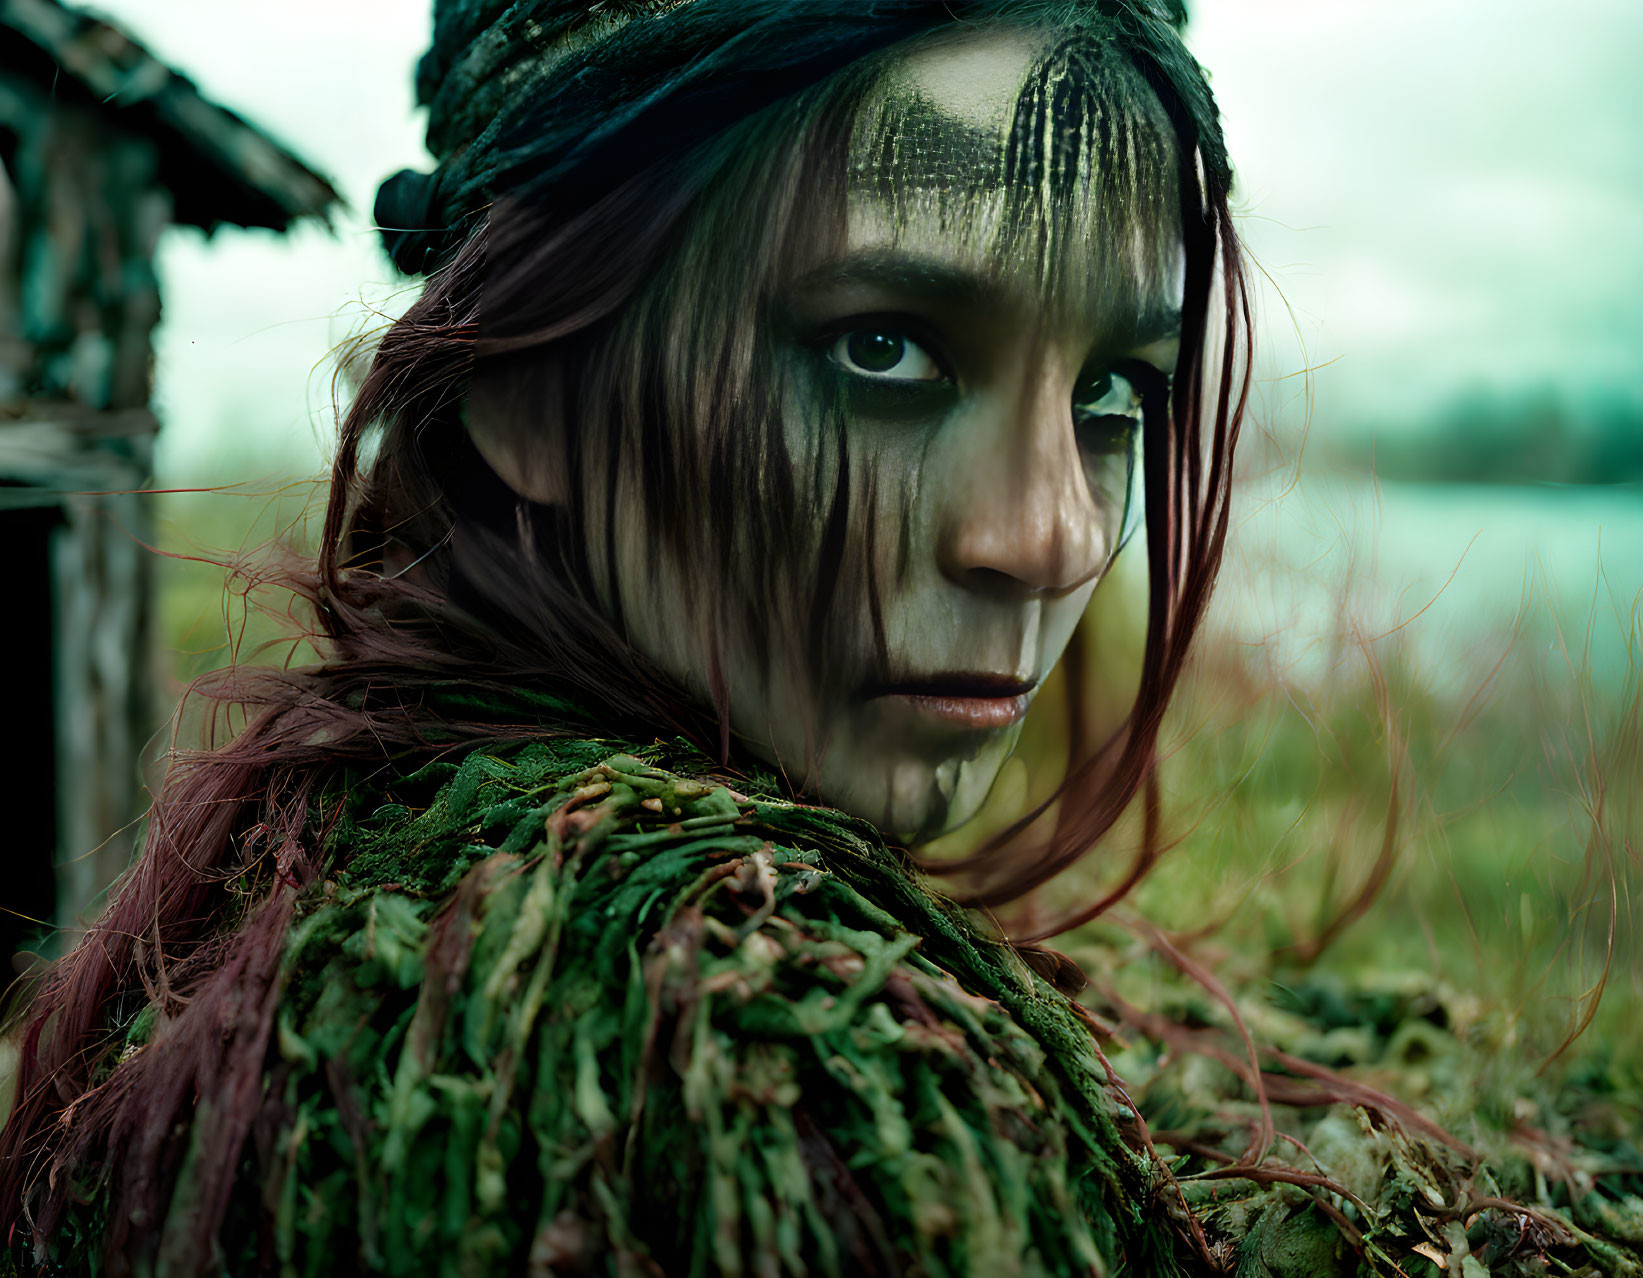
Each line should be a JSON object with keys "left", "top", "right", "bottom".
{"left": 796, "top": 312, "right": 957, "bottom": 418}
{"left": 1073, "top": 362, "right": 1152, "bottom": 457}
{"left": 796, "top": 311, "right": 1174, "bottom": 436}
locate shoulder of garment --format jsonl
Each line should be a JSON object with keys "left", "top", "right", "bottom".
{"left": 246, "top": 738, "right": 1179, "bottom": 1277}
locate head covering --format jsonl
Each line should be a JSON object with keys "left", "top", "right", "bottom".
{"left": 375, "top": 0, "right": 1197, "bottom": 275}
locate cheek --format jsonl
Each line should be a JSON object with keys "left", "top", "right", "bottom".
{"left": 607, "top": 503, "right": 702, "bottom": 691}
{"left": 609, "top": 383, "right": 907, "bottom": 740}
{"left": 604, "top": 456, "right": 747, "bottom": 712}
{"left": 1040, "top": 581, "right": 1100, "bottom": 668}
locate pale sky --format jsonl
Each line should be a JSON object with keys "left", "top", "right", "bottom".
{"left": 78, "top": 0, "right": 1643, "bottom": 482}
{"left": 1192, "top": 0, "right": 1643, "bottom": 430}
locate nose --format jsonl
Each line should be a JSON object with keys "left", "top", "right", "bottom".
{"left": 936, "top": 362, "right": 1109, "bottom": 597}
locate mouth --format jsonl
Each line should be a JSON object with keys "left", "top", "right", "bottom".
{"left": 867, "top": 672, "right": 1039, "bottom": 730}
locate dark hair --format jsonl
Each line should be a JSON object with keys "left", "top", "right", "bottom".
{"left": 0, "top": 7, "right": 1247, "bottom": 1264}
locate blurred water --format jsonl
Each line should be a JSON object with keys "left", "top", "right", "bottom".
{"left": 1219, "top": 474, "right": 1643, "bottom": 690}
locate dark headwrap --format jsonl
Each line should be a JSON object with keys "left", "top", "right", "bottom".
{"left": 375, "top": 0, "right": 1200, "bottom": 276}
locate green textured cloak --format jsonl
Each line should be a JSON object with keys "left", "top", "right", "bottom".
{"left": 75, "top": 733, "right": 1185, "bottom": 1276}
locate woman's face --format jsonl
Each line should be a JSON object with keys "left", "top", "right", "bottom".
{"left": 613, "top": 28, "right": 1184, "bottom": 841}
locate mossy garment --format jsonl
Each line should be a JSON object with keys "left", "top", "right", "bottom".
{"left": 103, "top": 735, "right": 1183, "bottom": 1276}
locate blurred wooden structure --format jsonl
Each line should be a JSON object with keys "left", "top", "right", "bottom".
{"left": 0, "top": 0, "right": 338, "bottom": 959}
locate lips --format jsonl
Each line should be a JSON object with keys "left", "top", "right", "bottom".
{"left": 868, "top": 672, "right": 1038, "bottom": 730}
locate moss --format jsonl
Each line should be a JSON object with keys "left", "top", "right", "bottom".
{"left": 148, "top": 738, "right": 1185, "bottom": 1276}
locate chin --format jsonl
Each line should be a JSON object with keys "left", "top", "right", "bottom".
{"left": 811, "top": 723, "right": 1022, "bottom": 844}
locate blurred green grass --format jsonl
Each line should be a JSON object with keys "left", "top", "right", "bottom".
{"left": 1130, "top": 622, "right": 1638, "bottom": 1060}
{"left": 151, "top": 479, "right": 328, "bottom": 699}
{"left": 930, "top": 516, "right": 1641, "bottom": 1072}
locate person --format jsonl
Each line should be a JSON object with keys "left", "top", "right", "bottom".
{"left": 3, "top": 4, "right": 1629, "bottom": 1276}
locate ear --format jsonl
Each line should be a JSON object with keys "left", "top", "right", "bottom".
{"left": 464, "top": 355, "right": 569, "bottom": 506}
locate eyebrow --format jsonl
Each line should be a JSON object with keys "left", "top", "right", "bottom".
{"left": 785, "top": 249, "right": 1183, "bottom": 348}
{"left": 787, "top": 249, "right": 1002, "bottom": 312}
{"left": 1126, "top": 304, "right": 1184, "bottom": 347}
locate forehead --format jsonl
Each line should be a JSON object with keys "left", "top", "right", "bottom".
{"left": 844, "top": 26, "right": 1183, "bottom": 329}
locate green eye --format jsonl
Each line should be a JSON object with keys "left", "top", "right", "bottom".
{"left": 830, "top": 330, "right": 943, "bottom": 382}
{"left": 1077, "top": 370, "right": 1113, "bottom": 403}
{"left": 1073, "top": 368, "right": 1141, "bottom": 419}
{"left": 1073, "top": 368, "right": 1143, "bottom": 456}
